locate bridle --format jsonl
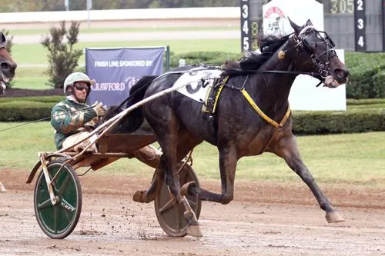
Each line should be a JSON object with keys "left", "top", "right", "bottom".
{"left": 292, "top": 26, "right": 338, "bottom": 80}
{"left": 220, "top": 26, "right": 339, "bottom": 86}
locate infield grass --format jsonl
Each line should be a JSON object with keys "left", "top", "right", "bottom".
{"left": 1, "top": 121, "right": 384, "bottom": 187}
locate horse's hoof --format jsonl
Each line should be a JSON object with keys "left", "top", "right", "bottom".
{"left": 181, "top": 181, "right": 196, "bottom": 196}
{"left": 187, "top": 224, "right": 203, "bottom": 237}
{"left": 133, "top": 190, "right": 145, "bottom": 203}
{"left": 326, "top": 211, "right": 345, "bottom": 223}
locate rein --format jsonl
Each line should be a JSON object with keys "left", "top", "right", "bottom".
{"left": 224, "top": 68, "right": 320, "bottom": 77}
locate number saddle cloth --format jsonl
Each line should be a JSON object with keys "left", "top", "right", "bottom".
{"left": 171, "top": 66, "right": 230, "bottom": 114}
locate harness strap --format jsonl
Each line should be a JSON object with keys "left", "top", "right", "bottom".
{"left": 241, "top": 89, "right": 291, "bottom": 130}
{"left": 212, "top": 76, "right": 229, "bottom": 113}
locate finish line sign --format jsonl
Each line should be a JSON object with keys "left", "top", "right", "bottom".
{"left": 85, "top": 47, "right": 164, "bottom": 107}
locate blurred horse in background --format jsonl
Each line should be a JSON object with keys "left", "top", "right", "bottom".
{"left": 0, "top": 30, "right": 17, "bottom": 192}
{"left": 0, "top": 31, "right": 17, "bottom": 95}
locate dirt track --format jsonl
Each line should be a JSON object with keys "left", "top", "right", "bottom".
{"left": 1, "top": 169, "right": 385, "bottom": 256}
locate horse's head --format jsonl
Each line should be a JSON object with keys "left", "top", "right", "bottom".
{"left": 288, "top": 18, "right": 349, "bottom": 88}
{"left": 0, "top": 31, "right": 17, "bottom": 95}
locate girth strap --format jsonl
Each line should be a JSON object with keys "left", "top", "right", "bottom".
{"left": 241, "top": 89, "right": 291, "bottom": 130}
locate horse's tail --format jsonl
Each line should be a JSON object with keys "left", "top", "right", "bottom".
{"left": 127, "top": 76, "right": 157, "bottom": 106}
{"left": 122, "top": 75, "right": 157, "bottom": 133}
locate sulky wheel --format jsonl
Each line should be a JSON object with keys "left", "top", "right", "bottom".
{"left": 34, "top": 159, "right": 82, "bottom": 239}
{"left": 154, "top": 163, "right": 202, "bottom": 237}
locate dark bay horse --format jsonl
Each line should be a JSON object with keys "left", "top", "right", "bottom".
{"left": 113, "top": 19, "right": 349, "bottom": 236}
{"left": 0, "top": 31, "right": 17, "bottom": 95}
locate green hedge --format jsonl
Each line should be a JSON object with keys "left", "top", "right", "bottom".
{"left": 292, "top": 99, "right": 385, "bottom": 134}
{"left": 293, "top": 110, "right": 385, "bottom": 134}
{"left": 0, "top": 96, "right": 62, "bottom": 121}
{"left": 345, "top": 52, "right": 385, "bottom": 99}
{"left": 168, "top": 51, "right": 242, "bottom": 69}
{"left": 1, "top": 96, "right": 384, "bottom": 134}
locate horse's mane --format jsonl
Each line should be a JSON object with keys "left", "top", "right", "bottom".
{"left": 223, "top": 34, "right": 290, "bottom": 75}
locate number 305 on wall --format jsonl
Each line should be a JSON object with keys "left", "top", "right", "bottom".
{"left": 354, "top": 0, "right": 366, "bottom": 51}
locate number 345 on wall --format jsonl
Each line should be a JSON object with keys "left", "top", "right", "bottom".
{"left": 240, "top": 0, "right": 250, "bottom": 51}
{"left": 354, "top": 0, "right": 366, "bottom": 51}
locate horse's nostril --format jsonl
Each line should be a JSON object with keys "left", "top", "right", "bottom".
{"left": 1, "top": 62, "right": 11, "bottom": 71}
{"left": 335, "top": 69, "right": 349, "bottom": 80}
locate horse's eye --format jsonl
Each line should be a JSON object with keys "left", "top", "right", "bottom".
{"left": 328, "top": 38, "right": 336, "bottom": 48}
{"left": 303, "top": 39, "right": 313, "bottom": 52}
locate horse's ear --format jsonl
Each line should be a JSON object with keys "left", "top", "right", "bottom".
{"left": 0, "top": 32, "right": 6, "bottom": 44}
{"left": 306, "top": 19, "right": 313, "bottom": 26}
{"left": 288, "top": 17, "right": 301, "bottom": 35}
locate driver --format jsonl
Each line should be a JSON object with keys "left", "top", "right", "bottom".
{"left": 50, "top": 72, "right": 161, "bottom": 164}
{"left": 51, "top": 72, "right": 106, "bottom": 152}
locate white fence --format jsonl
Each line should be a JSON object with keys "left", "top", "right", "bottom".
{"left": 0, "top": 7, "right": 239, "bottom": 24}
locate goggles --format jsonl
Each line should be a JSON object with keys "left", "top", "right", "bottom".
{"left": 74, "top": 83, "right": 90, "bottom": 92}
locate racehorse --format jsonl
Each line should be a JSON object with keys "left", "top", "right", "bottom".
{"left": 0, "top": 31, "right": 17, "bottom": 95}
{"left": 111, "top": 19, "right": 349, "bottom": 236}
{"left": 0, "top": 30, "right": 17, "bottom": 192}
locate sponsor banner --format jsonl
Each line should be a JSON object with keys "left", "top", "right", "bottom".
{"left": 86, "top": 47, "right": 164, "bottom": 107}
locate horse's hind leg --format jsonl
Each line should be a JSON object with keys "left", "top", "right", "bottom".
{"left": 132, "top": 145, "right": 163, "bottom": 203}
{"left": 132, "top": 163, "right": 164, "bottom": 203}
{"left": 133, "top": 131, "right": 200, "bottom": 204}
{"left": 184, "top": 143, "right": 238, "bottom": 204}
{"left": 273, "top": 134, "right": 344, "bottom": 223}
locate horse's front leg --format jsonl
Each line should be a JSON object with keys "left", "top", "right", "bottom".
{"left": 273, "top": 134, "right": 344, "bottom": 223}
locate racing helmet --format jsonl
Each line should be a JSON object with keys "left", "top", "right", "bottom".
{"left": 63, "top": 72, "right": 95, "bottom": 96}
